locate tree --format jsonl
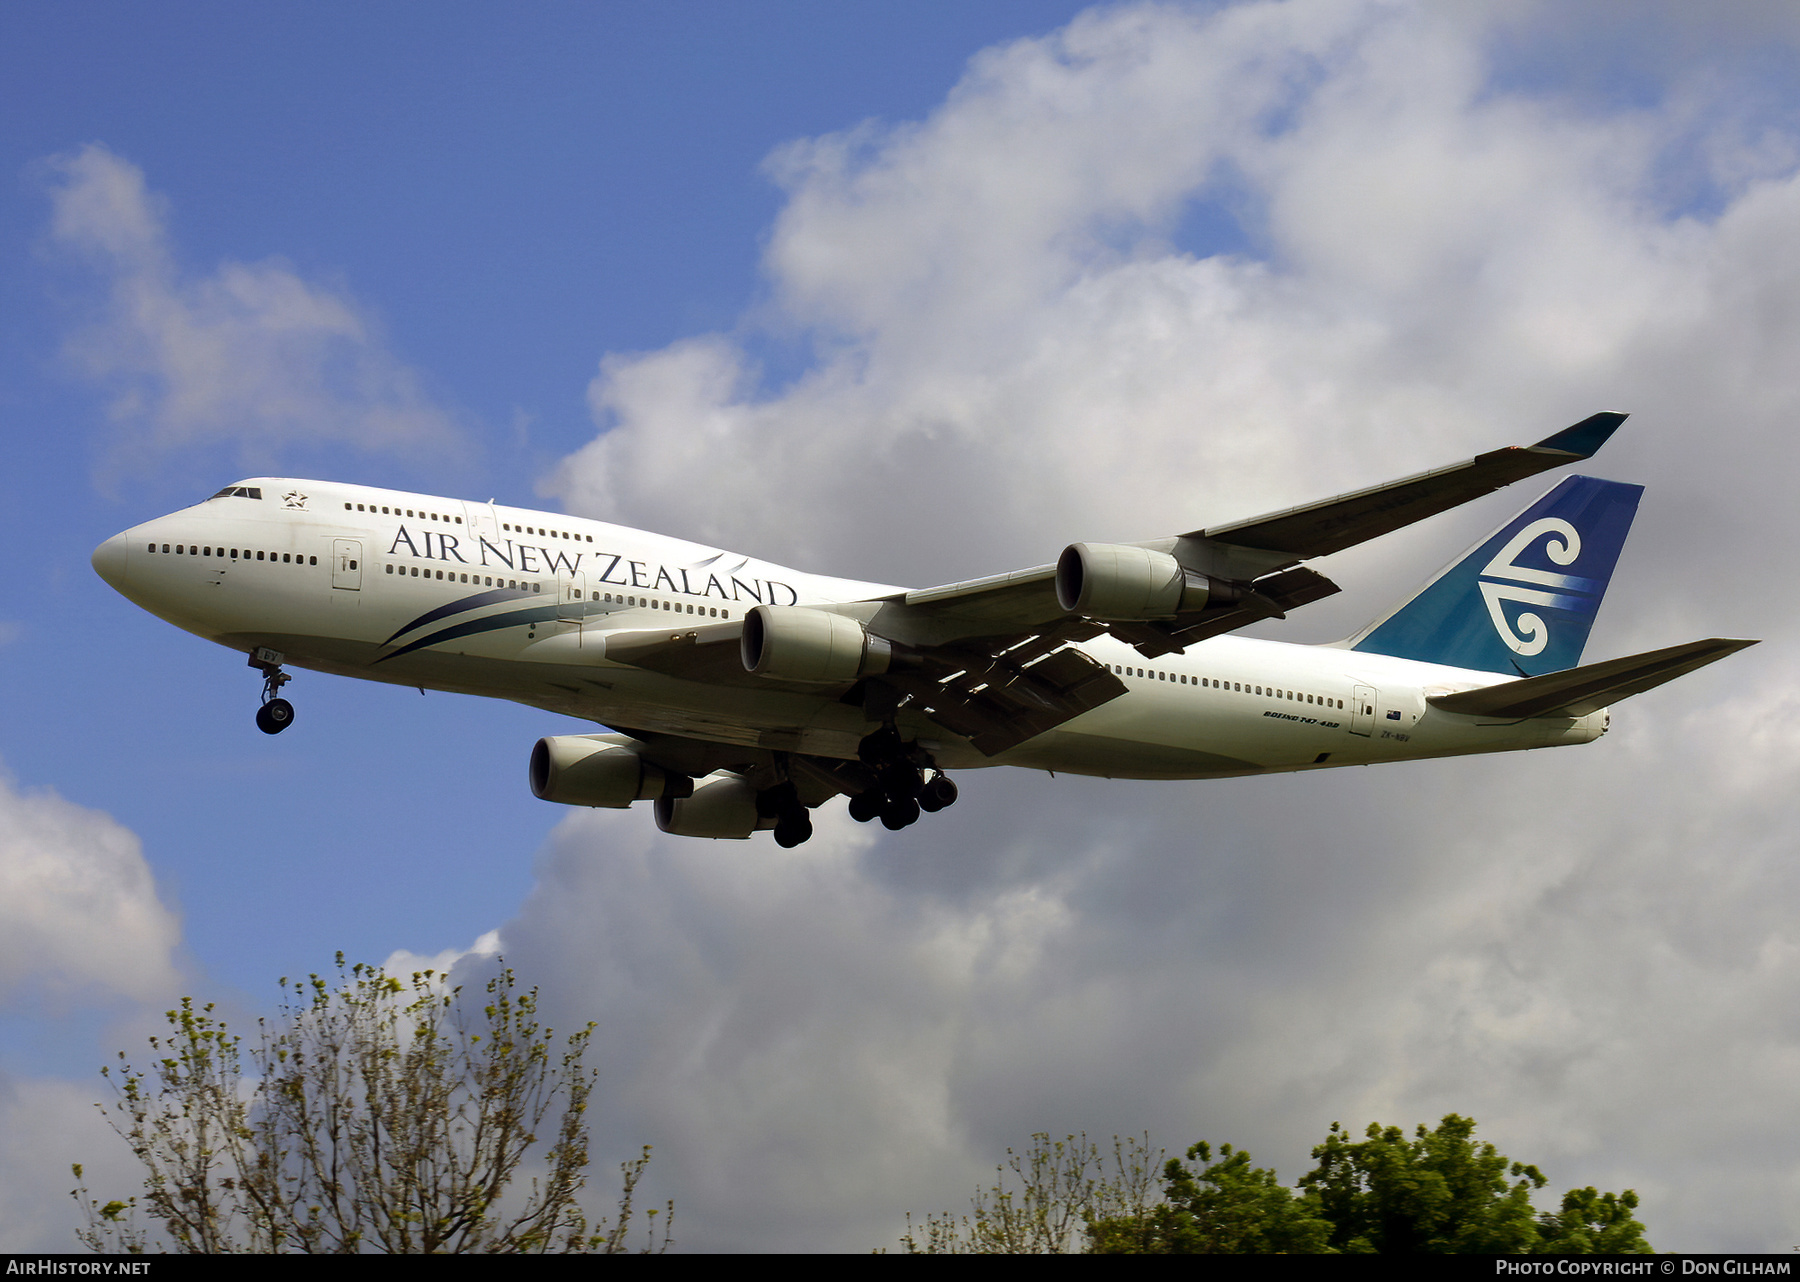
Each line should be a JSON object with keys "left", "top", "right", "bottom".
{"left": 895, "top": 1133, "right": 1163, "bottom": 1253}
{"left": 899, "top": 1115, "right": 1652, "bottom": 1254}
{"left": 1089, "top": 1142, "right": 1334, "bottom": 1254}
{"left": 1299, "top": 1115, "right": 1550, "bottom": 1253}
{"left": 1535, "top": 1186, "right": 1652, "bottom": 1255}
{"left": 72, "top": 956, "right": 670, "bottom": 1253}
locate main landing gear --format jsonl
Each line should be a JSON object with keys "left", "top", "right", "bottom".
{"left": 846, "top": 725, "right": 958, "bottom": 832}
{"left": 248, "top": 648, "right": 295, "bottom": 735}
{"left": 757, "top": 780, "right": 814, "bottom": 849}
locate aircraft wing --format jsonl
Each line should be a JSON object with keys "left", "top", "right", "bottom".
{"left": 1426, "top": 637, "right": 1758, "bottom": 720}
{"left": 1191, "top": 412, "right": 1627, "bottom": 558}
{"left": 876, "top": 412, "right": 1627, "bottom": 659}
{"left": 601, "top": 620, "right": 750, "bottom": 684}
{"left": 605, "top": 413, "right": 1625, "bottom": 755}
{"left": 602, "top": 616, "right": 1126, "bottom": 757}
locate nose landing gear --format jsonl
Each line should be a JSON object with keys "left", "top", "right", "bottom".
{"left": 248, "top": 648, "right": 295, "bottom": 735}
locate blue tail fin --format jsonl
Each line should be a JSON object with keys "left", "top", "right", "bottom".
{"left": 1347, "top": 475, "right": 1643, "bottom": 675}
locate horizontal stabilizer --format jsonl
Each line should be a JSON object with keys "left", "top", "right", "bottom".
{"left": 1427, "top": 638, "right": 1758, "bottom": 719}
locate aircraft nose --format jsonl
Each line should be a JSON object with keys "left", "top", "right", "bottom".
{"left": 91, "top": 532, "right": 130, "bottom": 589}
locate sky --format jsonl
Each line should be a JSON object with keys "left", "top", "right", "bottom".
{"left": 3, "top": 0, "right": 1799, "bottom": 1254}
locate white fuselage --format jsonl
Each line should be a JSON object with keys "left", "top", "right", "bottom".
{"left": 92, "top": 480, "right": 1606, "bottom": 780}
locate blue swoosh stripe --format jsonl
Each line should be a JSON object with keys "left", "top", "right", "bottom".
{"left": 376, "top": 605, "right": 564, "bottom": 663}
{"left": 384, "top": 585, "right": 539, "bottom": 645}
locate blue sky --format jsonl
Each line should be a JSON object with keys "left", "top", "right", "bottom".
{"left": 6, "top": 0, "right": 1800, "bottom": 1253}
{"left": 0, "top": 2, "right": 1100, "bottom": 994}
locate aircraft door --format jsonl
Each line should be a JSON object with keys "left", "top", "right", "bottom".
{"left": 332, "top": 539, "right": 363, "bottom": 590}
{"left": 557, "top": 570, "right": 587, "bottom": 622}
{"left": 462, "top": 500, "right": 500, "bottom": 548}
{"left": 1350, "top": 684, "right": 1377, "bottom": 737}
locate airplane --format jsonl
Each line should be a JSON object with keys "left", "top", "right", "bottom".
{"left": 90, "top": 412, "right": 1755, "bottom": 848}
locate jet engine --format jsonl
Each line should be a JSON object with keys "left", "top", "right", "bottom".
{"left": 529, "top": 736, "right": 691, "bottom": 808}
{"left": 740, "top": 605, "right": 893, "bottom": 684}
{"left": 1055, "top": 543, "right": 1217, "bottom": 620}
{"left": 653, "top": 775, "right": 772, "bottom": 839}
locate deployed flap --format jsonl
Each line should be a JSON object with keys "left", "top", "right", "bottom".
{"left": 1427, "top": 638, "right": 1758, "bottom": 719}
{"left": 1190, "top": 412, "right": 1626, "bottom": 558}
{"left": 881, "top": 637, "right": 1127, "bottom": 757}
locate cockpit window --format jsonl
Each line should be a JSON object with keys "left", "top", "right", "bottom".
{"left": 209, "top": 486, "right": 264, "bottom": 500}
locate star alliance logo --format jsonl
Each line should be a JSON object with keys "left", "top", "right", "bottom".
{"left": 283, "top": 491, "right": 308, "bottom": 510}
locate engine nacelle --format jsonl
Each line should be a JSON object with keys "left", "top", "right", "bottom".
{"left": 741, "top": 605, "right": 893, "bottom": 684}
{"left": 1055, "top": 543, "right": 1215, "bottom": 620}
{"left": 653, "top": 776, "right": 772, "bottom": 839}
{"left": 529, "top": 737, "right": 690, "bottom": 808}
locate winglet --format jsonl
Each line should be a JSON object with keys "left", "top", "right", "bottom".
{"left": 1532, "top": 411, "right": 1628, "bottom": 459}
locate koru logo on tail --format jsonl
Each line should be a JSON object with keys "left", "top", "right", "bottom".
{"left": 1478, "top": 518, "right": 1598, "bottom": 655}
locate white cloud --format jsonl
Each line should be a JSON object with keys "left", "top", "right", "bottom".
{"left": 0, "top": 1075, "right": 138, "bottom": 1253}
{"left": 0, "top": 776, "right": 187, "bottom": 1251}
{"left": 379, "top": 929, "right": 502, "bottom": 982}
{"left": 0, "top": 772, "right": 182, "bottom": 1006}
{"left": 44, "top": 144, "right": 462, "bottom": 476}
{"left": 521, "top": 0, "right": 1800, "bottom": 1252}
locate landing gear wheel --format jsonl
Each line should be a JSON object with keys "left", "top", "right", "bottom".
{"left": 255, "top": 698, "right": 295, "bottom": 735}
{"left": 847, "top": 791, "right": 883, "bottom": 823}
{"left": 773, "top": 805, "right": 814, "bottom": 848}
{"left": 880, "top": 795, "right": 921, "bottom": 831}
{"left": 918, "top": 774, "right": 958, "bottom": 813}
{"left": 250, "top": 650, "right": 295, "bottom": 736}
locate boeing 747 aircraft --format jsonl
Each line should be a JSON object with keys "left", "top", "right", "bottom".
{"left": 91, "top": 413, "right": 1754, "bottom": 847}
